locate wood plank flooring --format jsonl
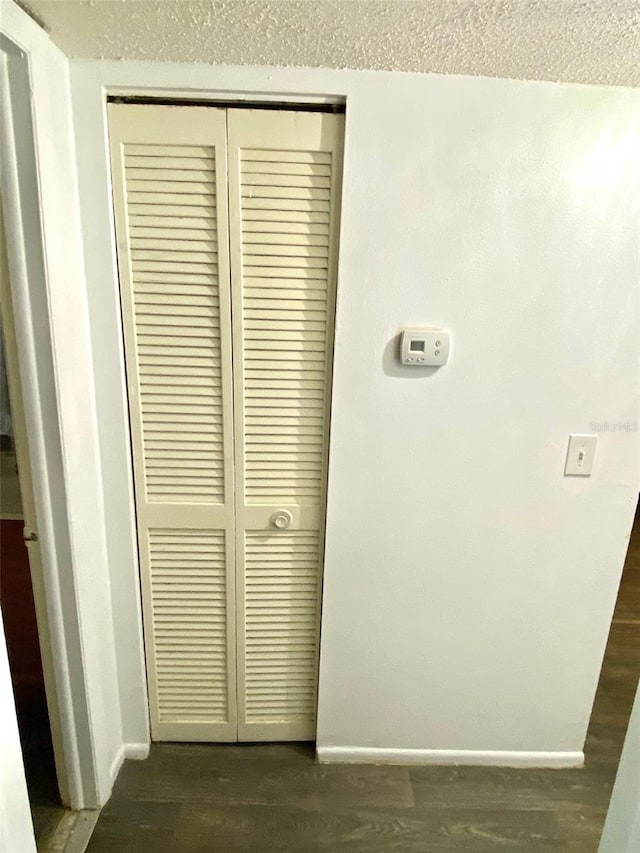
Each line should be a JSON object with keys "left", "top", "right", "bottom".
{"left": 86, "top": 510, "right": 640, "bottom": 852}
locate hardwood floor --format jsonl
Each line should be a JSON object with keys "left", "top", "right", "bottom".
{"left": 86, "top": 511, "right": 640, "bottom": 852}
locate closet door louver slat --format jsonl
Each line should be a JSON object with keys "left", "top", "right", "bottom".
{"left": 244, "top": 530, "right": 321, "bottom": 720}
{"left": 228, "top": 110, "right": 344, "bottom": 741}
{"left": 108, "top": 104, "right": 237, "bottom": 741}
{"left": 150, "top": 530, "right": 229, "bottom": 719}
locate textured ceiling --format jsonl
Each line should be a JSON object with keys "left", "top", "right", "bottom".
{"left": 20, "top": 0, "right": 640, "bottom": 87}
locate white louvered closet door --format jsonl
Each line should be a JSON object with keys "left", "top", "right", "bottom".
{"left": 109, "top": 104, "right": 237, "bottom": 741}
{"left": 227, "top": 110, "right": 344, "bottom": 740}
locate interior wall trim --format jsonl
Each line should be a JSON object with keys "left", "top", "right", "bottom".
{"left": 316, "top": 747, "right": 585, "bottom": 768}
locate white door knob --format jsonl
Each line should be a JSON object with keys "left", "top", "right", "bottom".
{"left": 270, "top": 510, "right": 292, "bottom": 530}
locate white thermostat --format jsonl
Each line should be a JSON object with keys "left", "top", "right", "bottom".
{"left": 400, "top": 328, "right": 451, "bottom": 366}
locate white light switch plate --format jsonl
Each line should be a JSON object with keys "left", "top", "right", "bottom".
{"left": 564, "top": 434, "right": 597, "bottom": 477}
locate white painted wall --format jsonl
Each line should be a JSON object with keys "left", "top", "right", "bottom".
{"left": 599, "top": 681, "right": 640, "bottom": 852}
{"left": 317, "top": 76, "right": 640, "bottom": 762}
{"left": 69, "top": 59, "right": 640, "bottom": 764}
{"left": 0, "top": 611, "right": 36, "bottom": 853}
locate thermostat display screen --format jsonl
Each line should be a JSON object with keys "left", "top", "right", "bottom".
{"left": 409, "top": 340, "right": 425, "bottom": 352}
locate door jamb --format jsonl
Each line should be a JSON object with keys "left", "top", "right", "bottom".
{"left": 0, "top": 197, "right": 69, "bottom": 809}
{"left": 0, "top": 34, "right": 98, "bottom": 809}
{"left": 104, "top": 89, "right": 345, "bottom": 742}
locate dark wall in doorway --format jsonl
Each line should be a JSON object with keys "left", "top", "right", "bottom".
{"left": 0, "top": 518, "right": 45, "bottom": 713}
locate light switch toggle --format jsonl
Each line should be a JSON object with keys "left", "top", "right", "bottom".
{"left": 564, "top": 434, "right": 597, "bottom": 477}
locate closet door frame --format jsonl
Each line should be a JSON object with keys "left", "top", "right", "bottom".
{"left": 108, "top": 95, "right": 345, "bottom": 743}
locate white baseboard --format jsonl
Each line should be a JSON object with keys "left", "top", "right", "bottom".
{"left": 316, "top": 746, "right": 584, "bottom": 769}
{"left": 124, "top": 742, "right": 150, "bottom": 761}
{"left": 108, "top": 745, "right": 125, "bottom": 785}
{"left": 104, "top": 741, "right": 151, "bottom": 805}
{"left": 107, "top": 742, "right": 150, "bottom": 793}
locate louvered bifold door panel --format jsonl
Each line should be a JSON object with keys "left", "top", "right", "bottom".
{"left": 228, "top": 110, "right": 344, "bottom": 740}
{"left": 108, "top": 104, "right": 237, "bottom": 741}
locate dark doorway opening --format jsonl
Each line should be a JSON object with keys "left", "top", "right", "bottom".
{"left": 0, "top": 360, "right": 64, "bottom": 847}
